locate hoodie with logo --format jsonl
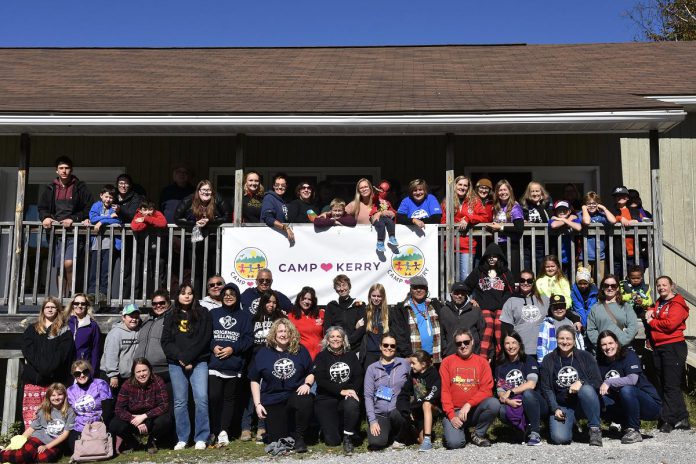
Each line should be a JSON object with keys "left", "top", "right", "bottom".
{"left": 100, "top": 321, "right": 140, "bottom": 380}
{"left": 209, "top": 283, "right": 253, "bottom": 376}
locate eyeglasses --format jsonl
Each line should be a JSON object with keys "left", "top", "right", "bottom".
{"left": 477, "top": 186, "right": 490, "bottom": 190}
{"left": 300, "top": 185, "right": 312, "bottom": 190}
{"left": 117, "top": 181, "right": 130, "bottom": 186}
{"left": 381, "top": 343, "right": 396, "bottom": 349}
{"left": 519, "top": 278, "right": 534, "bottom": 285}
{"left": 208, "top": 282, "right": 224, "bottom": 288}
{"left": 152, "top": 301, "right": 167, "bottom": 307}
{"left": 273, "top": 184, "right": 287, "bottom": 189}
{"left": 602, "top": 283, "right": 619, "bottom": 289}
{"left": 586, "top": 202, "right": 598, "bottom": 206}
{"left": 199, "top": 189, "right": 212, "bottom": 194}
{"left": 456, "top": 339, "right": 472, "bottom": 347}
{"left": 257, "top": 278, "right": 272, "bottom": 284}
{"left": 73, "top": 301, "right": 88, "bottom": 307}
{"left": 72, "top": 369, "right": 90, "bottom": 378}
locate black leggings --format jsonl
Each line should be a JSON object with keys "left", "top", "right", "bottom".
{"left": 109, "top": 413, "right": 171, "bottom": 450}
{"left": 314, "top": 396, "right": 360, "bottom": 446}
{"left": 653, "top": 341, "right": 689, "bottom": 425}
{"left": 372, "top": 217, "right": 396, "bottom": 242}
{"left": 208, "top": 375, "right": 242, "bottom": 435}
{"left": 264, "top": 392, "right": 313, "bottom": 443}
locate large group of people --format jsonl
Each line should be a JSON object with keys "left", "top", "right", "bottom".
{"left": 15, "top": 260, "right": 690, "bottom": 461}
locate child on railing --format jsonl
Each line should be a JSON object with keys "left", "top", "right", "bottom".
{"left": 547, "top": 200, "right": 581, "bottom": 274}
{"left": 87, "top": 185, "right": 121, "bottom": 301}
{"left": 619, "top": 265, "right": 653, "bottom": 317}
{"left": 576, "top": 192, "right": 616, "bottom": 282}
{"left": 131, "top": 200, "right": 168, "bottom": 293}
{"left": 370, "top": 180, "right": 398, "bottom": 252}
{"left": 313, "top": 198, "right": 358, "bottom": 228}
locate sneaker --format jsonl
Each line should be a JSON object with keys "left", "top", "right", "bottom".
{"left": 609, "top": 422, "right": 622, "bottom": 434}
{"left": 174, "top": 441, "right": 187, "bottom": 450}
{"left": 194, "top": 440, "right": 206, "bottom": 450}
{"left": 589, "top": 427, "right": 603, "bottom": 447}
{"left": 343, "top": 435, "right": 354, "bottom": 455}
{"left": 470, "top": 434, "right": 491, "bottom": 447}
{"left": 217, "top": 431, "right": 229, "bottom": 447}
{"left": 240, "top": 430, "right": 252, "bottom": 441}
{"left": 527, "top": 431, "right": 542, "bottom": 446}
{"left": 256, "top": 428, "right": 266, "bottom": 443}
{"left": 388, "top": 236, "right": 399, "bottom": 247}
{"left": 674, "top": 419, "right": 691, "bottom": 430}
{"left": 660, "top": 422, "right": 674, "bottom": 433}
{"left": 418, "top": 436, "right": 433, "bottom": 452}
{"left": 147, "top": 440, "right": 158, "bottom": 455}
{"left": 621, "top": 428, "right": 642, "bottom": 444}
{"left": 294, "top": 437, "right": 308, "bottom": 453}
{"left": 376, "top": 241, "right": 386, "bottom": 252}
{"left": 206, "top": 434, "right": 216, "bottom": 448}
{"left": 390, "top": 440, "right": 405, "bottom": 449}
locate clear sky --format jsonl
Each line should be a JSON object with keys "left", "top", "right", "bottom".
{"left": 0, "top": 0, "right": 641, "bottom": 47}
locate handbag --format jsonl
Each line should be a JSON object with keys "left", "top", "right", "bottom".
{"left": 71, "top": 421, "right": 113, "bottom": 462}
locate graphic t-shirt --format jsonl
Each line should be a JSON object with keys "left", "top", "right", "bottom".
{"left": 598, "top": 350, "right": 660, "bottom": 400}
{"left": 495, "top": 358, "right": 539, "bottom": 389}
{"left": 248, "top": 345, "right": 313, "bottom": 405}
{"left": 30, "top": 407, "right": 76, "bottom": 445}
{"left": 397, "top": 194, "right": 442, "bottom": 220}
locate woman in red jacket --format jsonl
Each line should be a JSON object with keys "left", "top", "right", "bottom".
{"left": 441, "top": 176, "right": 492, "bottom": 281}
{"left": 646, "top": 275, "right": 691, "bottom": 433}
{"left": 288, "top": 287, "right": 325, "bottom": 360}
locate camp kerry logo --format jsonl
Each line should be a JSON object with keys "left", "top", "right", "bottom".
{"left": 233, "top": 247, "right": 268, "bottom": 280}
{"left": 390, "top": 245, "right": 425, "bottom": 278}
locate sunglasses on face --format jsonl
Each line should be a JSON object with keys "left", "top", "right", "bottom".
{"left": 257, "top": 278, "right": 272, "bottom": 284}
{"left": 381, "top": 343, "right": 396, "bottom": 349}
{"left": 411, "top": 285, "right": 427, "bottom": 291}
{"left": 456, "top": 339, "right": 472, "bottom": 347}
{"left": 73, "top": 301, "right": 88, "bottom": 307}
{"left": 519, "top": 278, "right": 534, "bottom": 285}
{"left": 72, "top": 369, "right": 90, "bottom": 378}
{"left": 602, "top": 283, "right": 618, "bottom": 289}
{"left": 208, "top": 282, "right": 224, "bottom": 288}
{"left": 152, "top": 301, "right": 167, "bottom": 307}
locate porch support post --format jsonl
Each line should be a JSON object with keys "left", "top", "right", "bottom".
{"left": 233, "top": 134, "right": 246, "bottom": 226}
{"left": 8, "top": 133, "right": 29, "bottom": 315}
{"left": 649, "top": 129, "right": 663, "bottom": 277}
{"left": 445, "top": 133, "right": 455, "bottom": 294}
{"left": 2, "top": 357, "right": 20, "bottom": 434}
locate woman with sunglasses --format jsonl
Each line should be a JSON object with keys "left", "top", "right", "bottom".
{"left": 288, "top": 180, "right": 317, "bottom": 223}
{"left": 134, "top": 289, "right": 173, "bottom": 384}
{"left": 646, "top": 275, "right": 691, "bottom": 433}
{"left": 364, "top": 333, "right": 410, "bottom": 450}
{"left": 586, "top": 275, "right": 638, "bottom": 351}
{"left": 261, "top": 173, "right": 295, "bottom": 243}
{"left": 67, "top": 293, "right": 101, "bottom": 374}
{"left": 500, "top": 270, "right": 547, "bottom": 362}
{"left": 66, "top": 360, "right": 113, "bottom": 453}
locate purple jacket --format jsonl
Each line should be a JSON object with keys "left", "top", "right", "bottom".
{"left": 67, "top": 378, "right": 112, "bottom": 432}
{"left": 68, "top": 315, "right": 101, "bottom": 373}
{"left": 363, "top": 357, "right": 410, "bottom": 424}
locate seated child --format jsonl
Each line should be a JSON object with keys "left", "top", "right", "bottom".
{"left": 313, "top": 198, "right": 357, "bottom": 228}
{"left": 620, "top": 265, "right": 653, "bottom": 317}
{"left": 370, "top": 180, "right": 398, "bottom": 252}
{"left": 398, "top": 350, "right": 441, "bottom": 452}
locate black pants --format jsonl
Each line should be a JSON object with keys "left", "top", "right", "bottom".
{"left": 109, "top": 413, "right": 171, "bottom": 450}
{"left": 653, "top": 341, "right": 689, "bottom": 425}
{"left": 264, "top": 392, "right": 313, "bottom": 443}
{"left": 208, "top": 375, "right": 242, "bottom": 435}
{"left": 373, "top": 217, "right": 396, "bottom": 242}
{"left": 314, "top": 396, "right": 360, "bottom": 446}
{"left": 367, "top": 409, "right": 406, "bottom": 449}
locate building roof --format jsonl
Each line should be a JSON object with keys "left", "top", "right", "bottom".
{"left": 1, "top": 43, "right": 695, "bottom": 115}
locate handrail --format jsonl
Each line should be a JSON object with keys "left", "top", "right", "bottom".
{"left": 663, "top": 240, "right": 696, "bottom": 268}
{"left": 677, "top": 285, "right": 696, "bottom": 308}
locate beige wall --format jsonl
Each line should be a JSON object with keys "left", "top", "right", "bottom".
{"left": 621, "top": 113, "right": 696, "bottom": 336}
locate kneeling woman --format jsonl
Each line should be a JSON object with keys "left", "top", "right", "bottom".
{"left": 539, "top": 325, "right": 603, "bottom": 446}
{"left": 313, "top": 326, "right": 362, "bottom": 455}
{"left": 496, "top": 332, "right": 547, "bottom": 446}
{"left": 109, "top": 358, "right": 171, "bottom": 454}
{"left": 249, "top": 318, "right": 314, "bottom": 453}
{"left": 364, "top": 333, "right": 410, "bottom": 450}
{"left": 597, "top": 330, "right": 661, "bottom": 444}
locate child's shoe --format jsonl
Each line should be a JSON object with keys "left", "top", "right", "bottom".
{"left": 418, "top": 436, "right": 433, "bottom": 451}
{"left": 376, "top": 241, "right": 386, "bottom": 252}
{"left": 388, "top": 236, "right": 399, "bottom": 247}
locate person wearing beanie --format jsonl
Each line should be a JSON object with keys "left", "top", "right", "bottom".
{"left": 393, "top": 276, "right": 443, "bottom": 363}
{"left": 570, "top": 266, "right": 599, "bottom": 350}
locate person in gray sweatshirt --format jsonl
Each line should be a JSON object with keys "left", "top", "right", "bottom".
{"left": 134, "top": 290, "right": 172, "bottom": 383}
{"left": 100, "top": 304, "right": 141, "bottom": 390}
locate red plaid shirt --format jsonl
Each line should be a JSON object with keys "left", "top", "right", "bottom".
{"left": 115, "top": 374, "right": 169, "bottom": 421}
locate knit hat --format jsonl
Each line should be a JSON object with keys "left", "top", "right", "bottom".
{"left": 576, "top": 266, "right": 592, "bottom": 283}
{"left": 475, "top": 178, "right": 493, "bottom": 189}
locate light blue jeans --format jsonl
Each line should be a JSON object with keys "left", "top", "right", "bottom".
{"left": 169, "top": 361, "right": 210, "bottom": 443}
{"left": 459, "top": 252, "right": 474, "bottom": 281}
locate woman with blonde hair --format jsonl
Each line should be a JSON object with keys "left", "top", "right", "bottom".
{"left": 66, "top": 293, "right": 100, "bottom": 373}
{"left": 249, "top": 318, "right": 314, "bottom": 452}
{"left": 441, "top": 175, "right": 492, "bottom": 280}
{"left": 487, "top": 179, "right": 525, "bottom": 276}
{"left": 346, "top": 177, "right": 375, "bottom": 224}
{"left": 356, "top": 284, "right": 403, "bottom": 368}
{"left": 241, "top": 170, "right": 265, "bottom": 223}
{"left": 520, "top": 181, "right": 552, "bottom": 271}
{"left": 66, "top": 359, "right": 112, "bottom": 453}
{"left": 21, "top": 297, "right": 74, "bottom": 429}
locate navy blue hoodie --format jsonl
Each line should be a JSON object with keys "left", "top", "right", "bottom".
{"left": 209, "top": 283, "right": 253, "bottom": 376}
{"left": 260, "top": 190, "right": 288, "bottom": 227}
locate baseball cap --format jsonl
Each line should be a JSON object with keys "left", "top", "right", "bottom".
{"left": 549, "top": 294, "right": 566, "bottom": 307}
{"left": 612, "top": 186, "right": 629, "bottom": 196}
{"left": 409, "top": 276, "right": 428, "bottom": 287}
{"left": 553, "top": 200, "right": 570, "bottom": 211}
{"left": 450, "top": 281, "right": 467, "bottom": 293}
{"left": 121, "top": 303, "right": 140, "bottom": 316}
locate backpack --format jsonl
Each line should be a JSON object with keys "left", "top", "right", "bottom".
{"left": 71, "top": 421, "right": 113, "bottom": 462}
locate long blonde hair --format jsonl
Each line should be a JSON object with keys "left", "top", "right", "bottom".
{"left": 266, "top": 318, "right": 301, "bottom": 355}
{"left": 68, "top": 293, "right": 93, "bottom": 318}
{"left": 351, "top": 178, "right": 374, "bottom": 218}
{"left": 452, "top": 175, "right": 477, "bottom": 211}
{"left": 493, "top": 179, "right": 519, "bottom": 222}
{"left": 365, "top": 283, "right": 390, "bottom": 334}
{"left": 519, "top": 181, "right": 550, "bottom": 207}
{"left": 243, "top": 171, "right": 265, "bottom": 197}
{"left": 35, "top": 297, "right": 65, "bottom": 337}
{"left": 38, "top": 383, "right": 69, "bottom": 421}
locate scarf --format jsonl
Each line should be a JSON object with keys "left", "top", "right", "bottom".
{"left": 405, "top": 298, "right": 441, "bottom": 363}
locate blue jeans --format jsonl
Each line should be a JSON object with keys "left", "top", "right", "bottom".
{"left": 548, "top": 384, "right": 600, "bottom": 444}
{"left": 169, "top": 362, "right": 210, "bottom": 443}
{"left": 442, "top": 397, "right": 500, "bottom": 449}
{"left": 500, "top": 389, "right": 549, "bottom": 434}
{"left": 88, "top": 249, "right": 112, "bottom": 294}
{"left": 458, "top": 252, "right": 473, "bottom": 281}
{"left": 601, "top": 385, "right": 661, "bottom": 430}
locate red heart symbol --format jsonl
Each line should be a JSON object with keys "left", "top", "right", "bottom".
{"left": 320, "top": 263, "right": 333, "bottom": 272}
{"left": 404, "top": 279, "right": 411, "bottom": 285}
{"left": 246, "top": 281, "right": 254, "bottom": 286}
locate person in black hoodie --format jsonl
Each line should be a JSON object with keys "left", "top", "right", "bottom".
{"left": 208, "top": 283, "right": 253, "bottom": 447}
{"left": 323, "top": 275, "right": 365, "bottom": 353}
{"left": 21, "top": 297, "right": 74, "bottom": 429}
{"left": 287, "top": 180, "right": 317, "bottom": 223}
{"left": 464, "top": 243, "right": 515, "bottom": 361}
{"left": 398, "top": 350, "right": 441, "bottom": 452}
{"left": 260, "top": 173, "right": 294, "bottom": 244}
{"left": 520, "top": 181, "right": 552, "bottom": 271}
{"left": 439, "top": 282, "right": 485, "bottom": 357}
{"left": 160, "top": 283, "right": 213, "bottom": 450}
{"left": 313, "top": 326, "right": 363, "bottom": 455}
{"left": 37, "top": 156, "right": 93, "bottom": 294}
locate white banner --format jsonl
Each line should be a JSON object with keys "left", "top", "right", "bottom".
{"left": 221, "top": 224, "right": 439, "bottom": 304}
